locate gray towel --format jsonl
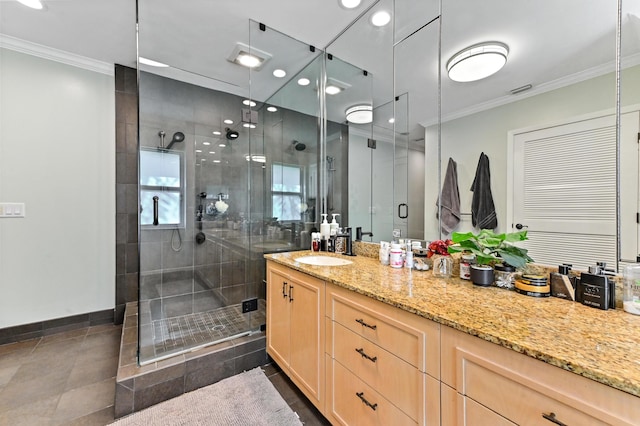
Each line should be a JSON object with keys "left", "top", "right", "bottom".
{"left": 470, "top": 152, "right": 497, "bottom": 229}
{"left": 438, "top": 157, "right": 461, "bottom": 233}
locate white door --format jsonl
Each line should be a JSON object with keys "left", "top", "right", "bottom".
{"left": 511, "top": 114, "right": 618, "bottom": 270}
{"left": 620, "top": 111, "right": 640, "bottom": 266}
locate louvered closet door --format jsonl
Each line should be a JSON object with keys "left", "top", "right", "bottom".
{"left": 512, "top": 115, "right": 617, "bottom": 270}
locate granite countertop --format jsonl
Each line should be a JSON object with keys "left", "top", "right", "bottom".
{"left": 264, "top": 250, "right": 640, "bottom": 398}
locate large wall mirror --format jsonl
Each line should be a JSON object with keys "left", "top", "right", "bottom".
{"left": 434, "top": 0, "right": 638, "bottom": 272}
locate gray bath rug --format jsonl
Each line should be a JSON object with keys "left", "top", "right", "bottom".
{"left": 110, "top": 367, "right": 302, "bottom": 425}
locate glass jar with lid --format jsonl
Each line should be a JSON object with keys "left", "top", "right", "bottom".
{"left": 494, "top": 263, "right": 516, "bottom": 289}
{"left": 623, "top": 263, "right": 640, "bottom": 315}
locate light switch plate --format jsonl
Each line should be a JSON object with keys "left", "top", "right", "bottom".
{"left": 0, "top": 203, "right": 26, "bottom": 218}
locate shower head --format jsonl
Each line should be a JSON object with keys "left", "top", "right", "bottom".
{"left": 292, "top": 140, "right": 306, "bottom": 151}
{"left": 165, "top": 131, "right": 185, "bottom": 150}
{"left": 226, "top": 128, "right": 239, "bottom": 140}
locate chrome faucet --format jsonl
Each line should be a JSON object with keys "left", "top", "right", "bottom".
{"left": 337, "top": 227, "right": 356, "bottom": 256}
{"left": 355, "top": 226, "right": 373, "bottom": 241}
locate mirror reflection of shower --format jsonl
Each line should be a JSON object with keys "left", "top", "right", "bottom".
{"left": 157, "top": 130, "right": 185, "bottom": 151}
{"left": 327, "top": 156, "right": 336, "bottom": 212}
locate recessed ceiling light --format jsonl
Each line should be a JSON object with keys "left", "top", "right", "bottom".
{"left": 298, "top": 78, "right": 310, "bottom": 86}
{"left": 243, "top": 99, "right": 257, "bottom": 107}
{"left": 17, "top": 0, "right": 44, "bottom": 10}
{"left": 139, "top": 57, "right": 169, "bottom": 67}
{"left": 388, "top": 117, "right": 395, "bottom": 123}
{"left": 219, "top": 143, "right": 226, "bottom": 148}
{"left": 227, "top": 42, "right": 272, "bottom": 70}
{"left": 325, "top": 85, "right": 341, "bottom": 95}
{"left": 243, "top": 123, "right": 257, "bottom": 129}
{"left": 223, "top": 119, "right": 233, "bottom": 124}
{"left": 209, "top": 151, "right": 216, "bottom": 154}
{"left": 213, "top": 160, "right": 221, "bottom": 163}
{"left": 447, "top": 42, "right": 509, "bottom": 82}
{"left": 339, "top": 0, "right": 361, "bottom": 9}
{"left": 196, "top": 149, "right": 202, "bottom": 153}
{"left": 273, "top": 69, "right": 286, "bottom": 78}
{"left": 371, "top": 10, "right": 391, "bottom": 27}
{"left": 213, "top": 131, "right": 221, "bottom": 135}
{"left": 267, "top": 106, "right": 278, "bottom": 112}
{"left": 345, "top": 105, "right": 373, "bottom": 124}
{"left": 203, "top": 142, "right": 211, "bottom": 146}
{"left": 245, "top": 155, "right": 267, "bottom": 163}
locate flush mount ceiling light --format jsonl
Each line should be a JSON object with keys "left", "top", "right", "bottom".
{"left": 223, "top": 119, "right": 233, "bottom": 124}
{"left": 212, "top": 131, "right": 221, "bottom": 136}
{"left": 267, "top": 106, "right": 278, "bottom": 112}
{"left": 273, "top": 69, "right": 286, "bottom": 78}
{"left": 242, "top": 99, "right": 257, "bottom": 107}
{"left": 17, "top": 0, "right": 44, "bottom": 9}
{"left": 345, "top": 105, "right": 373, "bottom": 124}
{"left": 447, "top": 42, "right": 509, "bottom": 82}
{"left": 339, "top": 0, "right": 361, "bottom": 9}
{"left": 371, "top": 10, "right": 391, "bottom": 27}
{"left": 325, "top": 77, "right": 351, "bottom": 95}
{"left": 139, "top": 57, "right": 169, "bottom": 67}
{"left": 227, "top": 42, "right": 272, "bottom": 70}
{"left": 297, "top": 77, "right": 310, "bottom": 86}
{"left": 242, "top": 123, "right": 257, "bottom": 129}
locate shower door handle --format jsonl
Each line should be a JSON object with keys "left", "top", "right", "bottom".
{"left": 398, "top": 203, "right": 408, "bottom": 219}
{"left": 153, "top": 196, "right": 159, "bottom": 226}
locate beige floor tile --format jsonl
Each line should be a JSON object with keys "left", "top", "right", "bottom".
{"left": 65, "top": 354, "right": 118, "bottom": 390}
{"left": 40, "top": 328, "right": 88, "bottom": 345}
{"left": 52, "top": 378, "right": 116, "bottom": 423}
{"left": 57, "top": 406, "right": 115, "bottom": 426}
{"left": 0, "top": 375, "right": 67, "bottom": 412}
{"left": 0, "top": 339, "right": 38, "bottom": 357}
{"left": 0, "top": 394, "right": 60, "bottom": 426}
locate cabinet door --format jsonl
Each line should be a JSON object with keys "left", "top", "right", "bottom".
{"left": 441, "top": 383, "right": 515, "bottom": 426}
{"left": 289, "top": 273, "right": 324, "bottom": 406}
{"left": 266, "top": 265, "right": 291, "bottom": 369}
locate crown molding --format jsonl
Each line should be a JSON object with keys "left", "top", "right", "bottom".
{"left": 0, "top": 35, "right": 113, "bottom": 75}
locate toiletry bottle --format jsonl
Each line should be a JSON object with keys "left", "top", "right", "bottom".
{"left": 330, "top": 214, "right": 340, "bottom": 235}
{"left": 335, "top": 228, "right": 345, "bottom": 254}
{"left": 390, "top": 243, "right": 403, "bottom": 268}
{"left": 404, "top": 241, "right": 414, "bottom": 269}
{"left": 379, "top": 241, "right": 390, "bottom": 265}
{"left": 550, "top": 264, "right": 575, "bottom": 300}
{"left": 624, "top": 263, "right": 640, "bottom": 315}
{"left": 320, "top": 214, "right": 329, "bottom": 251}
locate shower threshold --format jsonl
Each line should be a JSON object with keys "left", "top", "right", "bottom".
{"left": 139, "top": 300, "right": 266, "bottom": 365}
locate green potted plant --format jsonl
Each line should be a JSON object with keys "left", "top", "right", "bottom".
{"left": 447, "top": 229, "right": 534, "bottom": 286}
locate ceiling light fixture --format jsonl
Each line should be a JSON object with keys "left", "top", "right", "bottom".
{"left": 388, "top": 117, "right": 395, "bottom": 124}
{"left": 339, "top": 0, "right": 361, "bottom": 9}
{"left": 242, "top": 123, "right": 257, "bottom": 129}
{"left": 345, "top": 105, "right": 373, "bottom": 124}
{"left": 325, "top": 85, "right": 341, "bottom": 95}
{"left": 371, "top": 11, "right": 391, "bottom": 27}
{"left": 243, "top": 99, "right": 257, "bottom": 107}
{"left": 212, "top": 131, "right": 221, "bottom": 136}
{"left": 447, "top": 42, "right": 509, "bottom": 83}
{"left": 16, "top": 0, "right": 44, "bottom": 10}
{"left": 267, "top": 106, "right": 278, "bottom": 112}
{"left": 227, "top": 42, "right": 272, "bottom": 70}
{"left": 202, "top": 142, "right": 211, "bottom": 146}
{"left": 139, "top": 57, "right": 169, "bottom": 67}
{"left": 297, "top": 78, "right": 310, "bottom": 86}
{"left": 223, "top": 119, "right": 233, "bottom": 124}
{"left": 219, "top": 144, "right": 226, "bottom": 148}
{"left": 245, "top": 155, "right": 267, "bottom": 163}
{"left": 273, "top": 69, "right": 286, "bottom": 78}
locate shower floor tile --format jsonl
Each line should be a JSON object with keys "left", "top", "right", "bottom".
{"left": 144, "top": 300, "right": 266, "bottom": 360}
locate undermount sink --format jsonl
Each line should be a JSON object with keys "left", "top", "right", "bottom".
{"left": 295, "top": 256, "right": 353, "bottom": 266}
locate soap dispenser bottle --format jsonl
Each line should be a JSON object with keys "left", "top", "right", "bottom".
{"left": 330, "top": 214, "right": 340, "bottom": 235}
{"left": 320, "top": 214, "right": 330, "bottom": 251}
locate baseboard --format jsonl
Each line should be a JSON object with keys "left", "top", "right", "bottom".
{"left": 0, "top": 308, "right": 115, "bottom": 345}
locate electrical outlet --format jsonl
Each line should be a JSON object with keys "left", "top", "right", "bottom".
{"left": 242, "top": 297, "right": 258, "bottom": 313}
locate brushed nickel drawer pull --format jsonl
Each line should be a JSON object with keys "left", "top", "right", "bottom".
{"left": 282, "top": 282, "right": 288, "bottom": 298}
{"left": 355, "top": 318, "right": 377, "bottom": 330}
{"left": 288, "top": 285, "right": 293, "bottom": 302}
{"left": 355, "top": 348, "right": 377, "bottom": 363}
{"left": 542, "top": 412, "right": 567, "bottom": 426}
{"left": 356, "top": 392, "right": 377, "bottom": 411}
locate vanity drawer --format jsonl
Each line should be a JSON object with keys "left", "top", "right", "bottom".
{"left": 326, "top": 283, "right": 439, "bottom": 375}
{"left": 325, "top": 355, "right": 416, "bottom": 426}
{"left": 327, "top": 319, "right": 422, "bottom": 421}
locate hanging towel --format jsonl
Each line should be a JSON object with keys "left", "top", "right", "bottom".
{"left": 470, "top": 152, "right": 498, "bottom": 229}
{"left": 438, "top": 157, "right": 461, "bottom": 233}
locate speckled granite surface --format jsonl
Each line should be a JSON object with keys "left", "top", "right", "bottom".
{"left": 265, "top": 250, "right": 640, "bottom": 398}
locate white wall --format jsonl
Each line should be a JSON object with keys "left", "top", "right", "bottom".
{"left": 426, "top": 66, "right": 640, "bottom": 238}
{"left": 0, "top": 48, "right": 115, "bottom": 328}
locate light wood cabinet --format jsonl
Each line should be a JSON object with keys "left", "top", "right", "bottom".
{"left": 324, "top": 283, "right": 440, "bottom": 426}
{"left": 441, "top": 326, "right": 640, "bottom": 426}
{"left": 266, "top": 261, "right": 325, "bottom": 409}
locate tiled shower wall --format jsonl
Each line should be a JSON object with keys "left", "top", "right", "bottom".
{"left": 115, "top": 65, "right": 139, "bottom": 324}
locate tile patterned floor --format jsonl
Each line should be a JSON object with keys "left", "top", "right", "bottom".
{"left": 0, "top": 323, "right": 328, "bottom": 425}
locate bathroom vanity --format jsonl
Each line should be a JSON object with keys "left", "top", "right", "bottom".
{"left": 265, "top": 250, "right": 640, "bottom": 425}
